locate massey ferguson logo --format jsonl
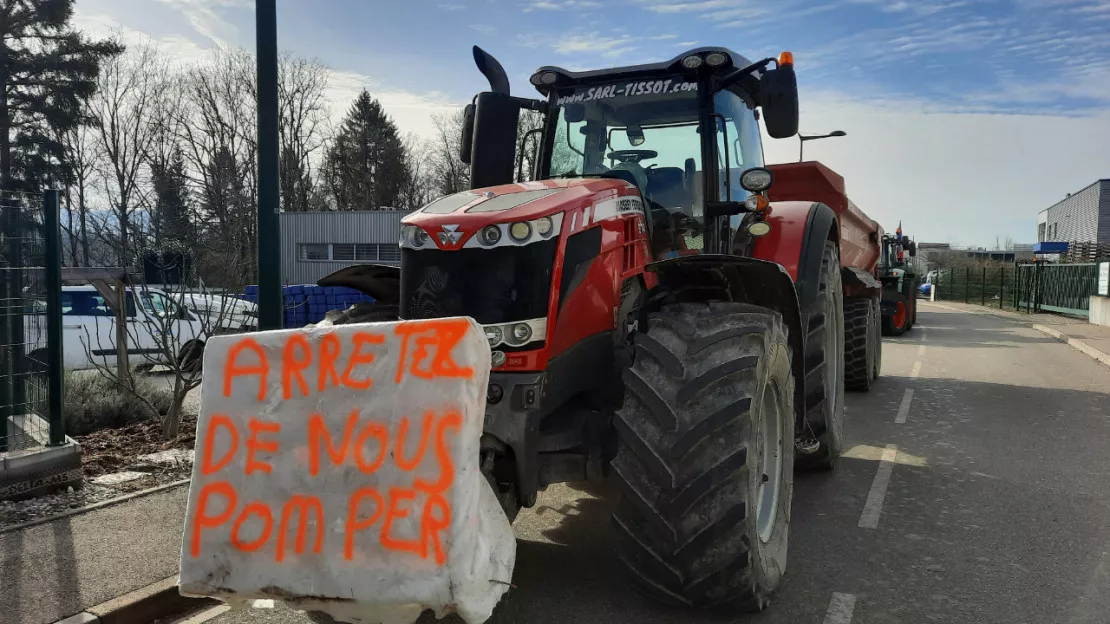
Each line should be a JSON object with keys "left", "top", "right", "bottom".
{"left": 438, "top": 224, "right": 462, "bottom": 247}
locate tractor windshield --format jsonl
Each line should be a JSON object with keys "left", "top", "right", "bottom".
{"left": 547, "top": 77, "right": 706, "bottom": 218}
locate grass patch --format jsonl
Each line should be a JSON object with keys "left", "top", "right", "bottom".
{"left": 64, "top": 371, "right": 173, "bottom": 436}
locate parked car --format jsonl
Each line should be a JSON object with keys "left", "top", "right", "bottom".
{"left": 177, "top": 293, "right": 258, "bottom": 335}
{"left": 22, "top": 286, "right": 209, "bottom": 373}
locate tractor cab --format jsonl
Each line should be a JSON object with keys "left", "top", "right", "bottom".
{"left": 462, "top": 46, "right": 799, "bottom": 261}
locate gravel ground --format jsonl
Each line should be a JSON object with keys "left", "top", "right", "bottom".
{"left": 0, "top": 370, "right": 203, "bottom": 531}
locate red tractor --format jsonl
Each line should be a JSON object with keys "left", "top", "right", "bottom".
{"left": 318, "top": 46, "right": 882, "bottom": 612}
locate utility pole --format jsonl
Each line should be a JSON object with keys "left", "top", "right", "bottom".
{"left": 256, "top": 0, "right": 281, "bottom": 330}
{"left": 798, "top": 130, "right": 847, "bottom": 162}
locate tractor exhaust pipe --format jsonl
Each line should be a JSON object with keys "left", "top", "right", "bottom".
{"left": 473, "top": 46, "right": 510, "bottom": 95}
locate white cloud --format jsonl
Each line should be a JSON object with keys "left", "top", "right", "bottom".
{"left": 471, "top": 23, "right": 498, "bottom": 35}
{"left": 325, "top": 70, "right": 463, "bottom": 140}
{"left": 153, "top": 0, "right": 249, "bottom": 46}
{"left": 438, "top": 3, "right": 466, "bottom": 9}
{"left": 761, "top": 91, "right": 1110, "bottom": 246}
{"left": 524, "top": 0, "right": 602, "bottom": 10}
{"left": 552, "top": 32, "right": 638, "bottom": 58}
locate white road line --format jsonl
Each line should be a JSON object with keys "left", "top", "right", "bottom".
{"left": 823, "top": 592, "right": 858, "bottom": 624}
{"left": 858, "top": 445, "right": 898, "bottom": 529}
{"left": 173, "top": 604, "right": 232, "bottom": 624}
{"left": 917, "top": 344, "right": 926, "bottom": 356}
{"left": 895, "top": 388, "right": 914, "bottom": 424}
{"left": 910, "top": 360, "right": 922, "bottom": 378}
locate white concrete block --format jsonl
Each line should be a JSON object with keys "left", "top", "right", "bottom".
{"left": 178, "top": 317, "right": 514, "bottom": 624}
{"left": 1089, "top": 296, "right": 1110, "bottom": 328}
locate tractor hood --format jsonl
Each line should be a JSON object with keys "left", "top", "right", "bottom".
{"left": 401, "top": 177, "right": 637, "bottom": 251}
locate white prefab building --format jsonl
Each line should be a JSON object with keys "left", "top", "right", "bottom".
{"left": 279, "top": 210, "right": 406, "bottom": 285}
{"left": 1037, "top": 179, "right": 1110, "bottom": 244}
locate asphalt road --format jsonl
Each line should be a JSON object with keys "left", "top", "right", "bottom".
{"left": 171, "top": 304, "right": 1110, "bottom": 624}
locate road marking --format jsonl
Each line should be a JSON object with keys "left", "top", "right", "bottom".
{"left": 174, "top": 604, "right": 232, "bottom": 624}
{"left": 823, "top": 592, "right": 858, "bottom": 623}
{"left": 895, "top": 388, "right": 914, "bottom": 424}
{"left": 858, "top": 445, "right": 898, "bottom": 529}
{"left": 917, "top": 344, "right": 926, "bottom": 356}
{"left": 910, "top": 360, "right": 922, "bottom": 378}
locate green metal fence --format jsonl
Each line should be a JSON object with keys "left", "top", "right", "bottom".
{"left": 1, "top": 190, "right": 64, "bottom": 452}
{"left": 932, "top": 262, "right": 1100, "bottom": 317}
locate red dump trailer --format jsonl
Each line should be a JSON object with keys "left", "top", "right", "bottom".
{"left": 762, "top": 161, "right": 885, "bottom": 392}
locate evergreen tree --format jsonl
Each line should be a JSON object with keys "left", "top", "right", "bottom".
{"left": 0, "top": 0, "right": 121, "bottom": 190}
{"left": 323, "top": 90, "right": 409, "bottom": 211}
{"left": 150, "top": 148, "right": 191, "bottom": 248}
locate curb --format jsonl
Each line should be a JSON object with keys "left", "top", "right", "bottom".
{"left": 54, "top": 576, "right": 217, "bottom": 624}
{"left": 1, "top": 478, "right": 191, "bottom": 535}
{"left": 1032, "top": 324, "right": 1110, "bottom": 369}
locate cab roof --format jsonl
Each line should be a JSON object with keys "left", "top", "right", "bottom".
{"left": 532, "top": 46, "right": 766, "bottom": 97}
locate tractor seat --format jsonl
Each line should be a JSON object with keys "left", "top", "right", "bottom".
{"left": 646, "top": 167, "right": 690, "bottom": 212}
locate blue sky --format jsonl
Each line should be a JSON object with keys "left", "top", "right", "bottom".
{"left": 74, "top": 0, "right": 1110, "bottom": 247}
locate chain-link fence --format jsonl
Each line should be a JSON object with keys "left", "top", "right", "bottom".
{"left": 1, "top": 190, "right": 62, "bottom": 452}
{"left": 932, "top": 262, "right": 1101, "bottom": 317}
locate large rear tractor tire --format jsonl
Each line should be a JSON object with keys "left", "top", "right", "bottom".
{"left": 612, "top": 302, "right": 795, "bottom": 612}
{"left": 843, "top": 297, "right": 874, "bottom": 392}
{"left": 796, "top": 241, "right": 846, "bottom": 471}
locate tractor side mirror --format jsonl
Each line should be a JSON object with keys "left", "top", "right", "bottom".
{"left": 908, "top": 241, "right": 917, "bottom": 257}
{"left": 459, "top": 103, "right": 476, "bottom": 165}
{"left": 760, "top": 64, "right": 799, "bottom": 139}
{"left": 469, "top": 91, "right": 521, "bottom": 190}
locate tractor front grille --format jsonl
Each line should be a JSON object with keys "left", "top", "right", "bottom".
{"left": 399, "top": 239, "right": 558, "bottom": 325}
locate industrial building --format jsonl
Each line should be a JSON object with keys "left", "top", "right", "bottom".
{"left": 1037, "top": 179, "right": 1110, "bottom": 244}
{"left": 280, "top": 210, "right": 406, "bottom": 285}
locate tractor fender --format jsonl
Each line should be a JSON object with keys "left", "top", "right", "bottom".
{"left": 646, "top": 255, "right": 806, "bottom": 430}
{"left": 316, "top": 263, "right": 400, "bottom": 304}
{"left": 751, "top": 201, "right": 840, "bottom": 312}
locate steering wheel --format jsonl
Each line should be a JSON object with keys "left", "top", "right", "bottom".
{"left": 607, "top": 150, "right": 658, "bottom": 165}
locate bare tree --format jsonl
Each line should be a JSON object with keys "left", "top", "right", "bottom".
{"left": 278, "top": 52, "right": 329, "bottom": 212}
{"left": 177, "top": 47, "right": 258, "bottom": 283}
{"left": 87, "top": 39, "right": 167, "bottom": 268}
{"left": 397, "top": 132, "right": 433, "bottom": 210}
{"left": 59, "top": 123, "right": 100, "bottom": 266}
{"left": 425, "top": 109, "right": 470, "bottom": 196}
{"left": 515, "top": 110, "right": 545, "bottom": 183}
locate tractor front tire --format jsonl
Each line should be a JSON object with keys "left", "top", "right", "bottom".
{"left": 612, "top": 302, "right": 795, "bottom": 612}
{"left": 882, "top": 299, "right": 910, "bottom": 337}
{"left": 796, "top": 241, "right": 846, "bottom": 471}
{"left": 843, "top": 297, "right": 873, "bottom": 392}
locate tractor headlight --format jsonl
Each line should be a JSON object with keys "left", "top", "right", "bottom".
{"left": 536, "top": 216, "right": 553, "bottom": 237}
{"left": 491, "top": 350, "right": 507, "bottom": 368}
{"left": 509, "top": 221, "right": 532, "bottom": 242}
{"left": 480, "top": 225, "right": 502, "bottom": 246}
{"left": 705, "top": 52, "right": 729, "bottom": 67}
{"left": 740, "top": 167, "right": 774, "bottom": 193}
{"left": 402, "top": 225, "right": 428, "bottom": 248}
{"left": 511, "top": 322, "right": 532, "bottom": 344}
{"left": 681, "top": 54, "right": 704, "bottom": 69}
{"left": 485, "top": 325, "right": 503, "bottom": 347}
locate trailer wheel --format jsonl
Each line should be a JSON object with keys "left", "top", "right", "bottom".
{"left": 612, "top": 302, "right": 794, "bottom": 612}
{"left": 843, "top": 298, "right": 873, "bottom": 392}
{"left": 796, "top": 240, "right": 845, "bottom": 470}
